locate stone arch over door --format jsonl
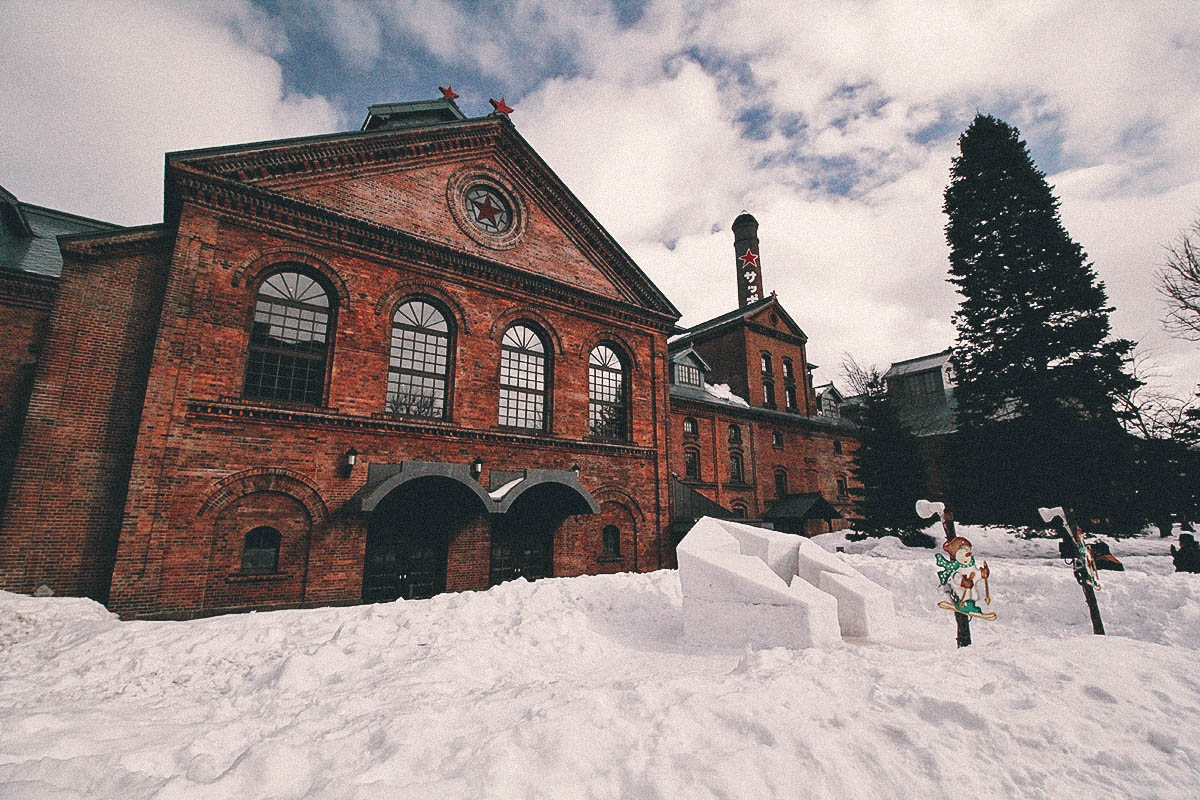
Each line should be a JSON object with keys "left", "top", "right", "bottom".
{"left": 490, "top": 481, "right": 597, "bottom": 587}
{"left": 363, "top": 475, "right": 491, "bottom": 603}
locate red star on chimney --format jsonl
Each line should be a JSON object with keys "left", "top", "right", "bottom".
{"left": 738, "top": 248, "right": 759, "bottom": 268}
{"left": 489, "top": 97, "right": 514, "bottom": 116}
{"left": 439, "top": 85, "right": 459, "bottom": 101}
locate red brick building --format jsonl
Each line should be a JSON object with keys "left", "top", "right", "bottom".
{"left": 0, "top": 97, "right": 857, "bottom": 618}
{"left": 667, "top": 213, "right": 858, "bottom": 538}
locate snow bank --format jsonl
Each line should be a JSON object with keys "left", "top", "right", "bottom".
{"left": 3, "top": 525, "right": 1200, "bottom": 799}
{"left": 677, "top": 517, "right": 895, "bottom": 646}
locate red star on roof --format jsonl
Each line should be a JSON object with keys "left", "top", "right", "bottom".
{"left": 439, "top": 85, "right": 459, "bottom": 101}
{"left": 472, "top": 195, "right": 502, "bottom": 226}
{"left": 738, "top": 248, "right": 759, "bottom": 268}
{"left": 489, "top": 96, "right": 514, "bottom": 116}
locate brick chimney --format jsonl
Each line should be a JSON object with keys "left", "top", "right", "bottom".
{"left": 732, "top": 212, "right": 764, "bottom": 308}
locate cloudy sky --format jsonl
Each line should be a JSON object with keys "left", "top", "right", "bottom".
{"left": 3, "top": 0, "right": 1198, "bottom": 396}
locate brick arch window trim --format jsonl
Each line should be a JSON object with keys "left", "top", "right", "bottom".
{"left": 388, "top": 298, "right": 452, "bottom": 419}
{"left": 589, "top": 343, "right": 628, "bottom": 441}
{"left": 243, "top": 268, "right": 333, "bottom": 406}
{"left": 499, "top": 323, "right": 549, "bottom": 429}
{"left": 241, "top": 526, "right": 281, "bottom": 574}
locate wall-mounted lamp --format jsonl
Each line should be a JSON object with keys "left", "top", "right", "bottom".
{"left": 471, "top": 457, "right": 484, "bottom": 478}
{"left": 340, "top": 447, "right": 358, "bottom": 478}
{"left": 570, "top": 462, "right": 580, "bottom": 475}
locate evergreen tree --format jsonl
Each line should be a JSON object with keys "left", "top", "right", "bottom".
{"left": 943, "top": 114, "right": 1139, "bottom": 522}
{"left": 848, "top": 372, "right": 931, "bottom": 540}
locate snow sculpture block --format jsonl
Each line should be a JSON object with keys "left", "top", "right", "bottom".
{"left": 677, "top": 517, "right": 896, "bottom": 647}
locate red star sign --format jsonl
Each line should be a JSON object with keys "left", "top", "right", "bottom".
{"left": 490, "top": 96, "right": 514, "bottom": 115}
{"left": 439, "top": 85, "right": 459, "bottom": 100}
{"left": 738, "top": 248, "right": 759, "bottom": 268}
{"left": 472, "top": 195, "right": 502, "bottom": 226}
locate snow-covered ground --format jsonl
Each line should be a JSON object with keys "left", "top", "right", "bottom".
{"left": 3, "top": 524, "right": 1199, "bottom": 799}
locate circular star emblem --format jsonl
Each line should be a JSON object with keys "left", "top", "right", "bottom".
{"left": 466, "top": 185, "right": 511, "bottom": 233}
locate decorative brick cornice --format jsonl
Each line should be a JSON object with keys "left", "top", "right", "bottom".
{"left": 0, "top": 271, "right": 57, "bottom": 311}
{"left": 58, "top": 225, "right": 174, "bottom": 258}
{"left": 171, "top": 166, "right": 676, "bottom": 333}
{"left": 185, "top": 399, "right": 659, "bottom": 458}
{"left": 168, "top": 118, "right": 680, "bottom": 319}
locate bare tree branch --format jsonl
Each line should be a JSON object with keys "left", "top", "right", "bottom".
{"left": 1158, "top": 214, "right": 1200, "bottom": 341}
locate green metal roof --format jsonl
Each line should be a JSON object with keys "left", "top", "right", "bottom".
{"left": 0, "top": 186, "right": 120, "bottom": 278}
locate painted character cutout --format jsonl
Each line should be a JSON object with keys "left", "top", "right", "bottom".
{"left": 936, "top": 536, "right": 995, "bottom": 619}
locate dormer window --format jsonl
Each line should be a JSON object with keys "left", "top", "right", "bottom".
{"left": 675, "top": 363, "right": 702, "bottom": 386}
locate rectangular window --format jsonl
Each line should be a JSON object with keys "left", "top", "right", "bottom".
{"left": 675, "top": 363, "right": 701, "bottom": 386}
{"left": 684, "top": 450, "right": 700, "bottom": 480}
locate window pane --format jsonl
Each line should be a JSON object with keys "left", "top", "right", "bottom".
{"left": 244, "top": 272, "right": 330, "bottom": 405}
{"left": 500, "top": 326, "right": 547, "bottom": 429}
{"left": 389, "top": 300, "right": 451, "bottom": 419}
{"left": 589, "top": 346, "right": 627, "bottom": 439}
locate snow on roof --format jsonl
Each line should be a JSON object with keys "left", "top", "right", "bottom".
{"left": 703, "top": 382, "right": 749, "bottom": 407}
{"left": 488, "top": 478, "right": 525, "bottom": 501}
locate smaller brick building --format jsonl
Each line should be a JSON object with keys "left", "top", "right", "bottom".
{"left": 667, "top": 213, "right": 859, "bottom": 538}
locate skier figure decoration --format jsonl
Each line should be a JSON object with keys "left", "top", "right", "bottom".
{"left": 916, "top": 500, "right": 997, "bottom": 622}
{"left": 935, "top": 536, "right": 996, "bottom": 620}
{"left": 1039, "top": 505, "right": 1105, "bottom": 635}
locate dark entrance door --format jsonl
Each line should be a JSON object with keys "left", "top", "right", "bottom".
{"left": 489, "top": 523, "right": 552, "bottom": 586}
{"left": 363, "top": 529, "right": 447, "bottom": 603}
{"left": 363, "top": 476, "right": 479, "bottom": 603}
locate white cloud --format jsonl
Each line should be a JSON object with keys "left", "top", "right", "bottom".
{"left": 0, "top": 0, "right": 339, "bottom": 225}
{"left": 2, "top": 0, "right": 1197, "bottom": 397}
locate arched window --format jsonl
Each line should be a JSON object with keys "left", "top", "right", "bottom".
{"left": 782, "top": 358, "right": 794, "bottom": 382}
{"left": 729, "top": 451, "right": 745, "bottom": 483}
{"left": 761, "top": 353, "right": 773, "bottom": 374}
{"left": 241, "top": 526, "right": 281, "bottom": 574}
{"left": 774, "top": 468, "right": 788, "bottom": 498}
{"left": 244, "top": 270, "right": 331, "bottom": 405}
{"left": 682, "top": 417, "right": 698, "bottom": 439}
{"left": 589, "top": 344, "right": 628, "bottom": 440}
{"left": 785, "top": 385, "right": 798, "bottom": 411}
{"left": 388, "top": 299, "right": 452, "bottom": 419}
{"left": 499, "top": 324, "right": 549, "bottom": 429}
{"left": 684, "top": 448, "right": 701, "bottom": 480}
{"left": 602, "top": 525, "right": 621, "bottom": 557}
{"left": 728, "top": 424, "right": 742, "bottom": 444}
{"left": 772, "top": 430, "right": 784, "bottom": 448}
{"left": 731, "top": 502, "right": 748, "bottom": 518}
{"left": 763, "top": 380, "right": 776, "bottom": 409}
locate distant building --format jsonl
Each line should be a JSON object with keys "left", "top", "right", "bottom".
{"left": 882, "top": 348, "right": 957, "bottom": 497}
{"left": 667, "top": 213, "right": 859, "bottom": 538}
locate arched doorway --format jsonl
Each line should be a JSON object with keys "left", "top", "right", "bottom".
{"left": 490, "top": 482, "right": 596, "bottom": 586}
{"left": 363, "top": 477, "right": 483, "bottom": 603}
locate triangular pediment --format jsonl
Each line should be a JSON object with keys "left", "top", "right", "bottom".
{"left": 745, "top": 297, "right": 807, "bottom": 341}
{"left": 167, "top": 117, "right": 678, "bottom": 318}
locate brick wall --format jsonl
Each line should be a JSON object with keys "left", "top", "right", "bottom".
{"left": 0, "top": 231, "right": 173, "bottom": 601}
{"left": 0, "top": 272, "right": 55, "bottom": 516}
{"left": 104, "top": 196, "right": 672, "bottom": 618}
